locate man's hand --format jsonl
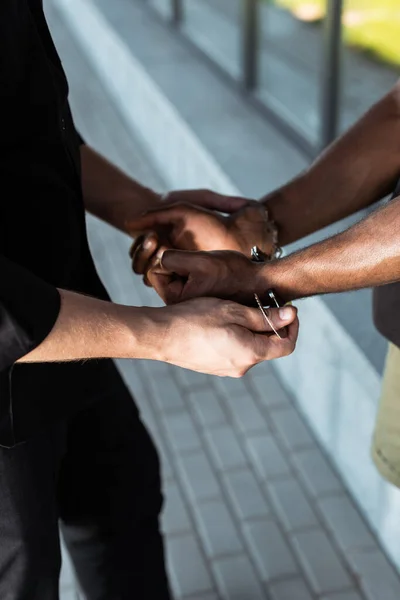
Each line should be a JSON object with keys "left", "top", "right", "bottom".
{"left": 21, "top": 290, "right": 298, "bottom": 378}
{"left": 145, "top": 191, "right": 400, "bottom": 312}
{"left": 155, "top": 298, "right": 299, "bottom": 377}
{"left": 146, "top": 249, "right": 263, "bottom": 305}
{"left": 127, "top": 190, "right": 275, "bottom": 278}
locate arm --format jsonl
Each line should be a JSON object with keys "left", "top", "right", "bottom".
{"left": 19, "top": 289, "right": 297, "bottom": 374}
{"left": 126, "top": 82, "right": 400, "bottom": 276}
{"left": 0, "top": 254, "right": 297, "bottom": 376}
{"left": 80, "top": 145, "right": 161, "bottom": 233}
{"left": 18, "top": 289, "right": 155, "bottom": 363}
{"left": 151, "top": 194, "right": 400, "bottom": 305}
{"left": 258, "top": 193, "right": 400, "bottom": 302}
{"left": 263, "top": 81, "right": 400, "bottom": 245}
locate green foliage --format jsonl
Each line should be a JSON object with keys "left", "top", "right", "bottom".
{"left": 269, "top": 0, "right": 400, "bottom": 67}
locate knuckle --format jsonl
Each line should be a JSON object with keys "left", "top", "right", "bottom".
{"left": 224, "top": 302, "right": 244, "bottom": 323}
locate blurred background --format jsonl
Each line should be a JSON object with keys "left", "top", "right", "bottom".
{"left": 47, "top": 1, "right": 400, "bottom": 598}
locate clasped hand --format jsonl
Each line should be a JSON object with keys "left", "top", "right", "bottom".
{"left": 126, "top": 189, "right": 299, "bottom": 372}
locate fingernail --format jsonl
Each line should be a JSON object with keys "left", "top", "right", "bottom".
{"left": 279, "top": 307, "right": 292, "bottom": 321}
{"left": 157, "top": 249, "right": 165, "bottom": 266}
{"left": 143, "top": 237, "right": 153, "bottom": 250}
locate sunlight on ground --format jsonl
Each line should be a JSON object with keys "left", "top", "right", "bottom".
{"left": 272, "top": 0, "right": 400, "bottom": 67}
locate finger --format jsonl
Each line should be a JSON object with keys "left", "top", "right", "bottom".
{"left": 144, "top": 244, "right": 169, "bottom": 275}
{"left": 164, "top": 190, "right": 250, "bottom": 214}
{"left": 129, "top": 234, "right": 145, "bottom": 259}
{"left": 126, "top": 204, "right": 191, "bottom": 234}
{"left": 160, "top": 249, "right": 209, "bottom": 277}
{"left": 234, "top": 305, "right": 297, "bottom": 334}
{"left": 142, "top": 242, "right": 171, "bottom": 286}
{"left": 147, "top": 247, "right": 187, "bottom": 303}
{"left": 147, "top": 267, "right": 186, "bottom": 305}
{"left": 286, "top": 314, "right": 300, "bottom": 345}
{"left": 129, "top": 231, "right": 159, "bottom": 260}
{"left": 142, "top": 243, "right": 163, "bottom": 286}
{"left": 131, "top": 232, "right": 160, "bottom": 275}
{"left": 254, "top": 314, "right": 299, "bottom": 361}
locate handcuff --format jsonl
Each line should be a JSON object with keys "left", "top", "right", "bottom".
{"left": 251, "top": 245, "right": 284, "bottom": 339}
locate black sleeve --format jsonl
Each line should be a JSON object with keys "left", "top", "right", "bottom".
{"left": 0, "top": 255, "right": 61, "bottom": 371}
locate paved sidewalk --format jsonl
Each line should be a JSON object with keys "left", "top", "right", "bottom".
{"left": 46, "top": 2, "right": 400, "bottom": 599}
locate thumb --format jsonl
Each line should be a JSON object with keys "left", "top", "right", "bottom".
{"left": 195, "top": 192, "right": 250, "bottom": 214}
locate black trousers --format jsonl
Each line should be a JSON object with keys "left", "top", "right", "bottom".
{"left": 0, "top": 369, "right": 172, "bottom": 600}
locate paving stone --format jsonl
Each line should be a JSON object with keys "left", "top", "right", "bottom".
{"left": 270, "top": 407, "right": 314, "bottom": 452}
{"left": 249, "top": 362, "right": 275, "bottom": 379}
{"left": 247, "top": 433, "right": 291, "bottom": 479}
{"left": 318, "top": 494, "right": 376, "bottom": 552}
{"left": 213, "top": 555, "right": 265, "bottom": 600}
{"left": 269, "top": 578, "right": 314, "bottom": 600}
{"left": 224, "top": 394, "right": 269, "bottom": 435}
{"left": 321, "top": 593, "right": 364, "bottom": 600}
{"left": 174, "top": 368, "right": 215, "bottom": 390}
{"left": 348, "top": 549, "right": 400, "bottom": 600}
{"left": 156, "top": 434, "right": 174, "bottom": 480}
{"left": 167, "top": 535, "right": 213, "bottom": 598}
{"left": 144, "top": 359, "right": 173, "bottom": 379}
{"left": 267, "top": 477, "right": 319, "bottom": 532}
{"left": 205, "top": 426, "right": 247, "bottom": 470}
{"left": 194, "top": 499, "right": 243, "bottom": 558}
{"left": 177, "top": 452, "right": 220, "bottom": 502}
{"left": 189, "top": 389, "right": 227, "bottom": 428}
{"left": 244, "top": 520, "right": 298, "bottom": 582}
{"left": 222, "top": 469, "right": 270, "bottom": 520}
{"left": 137, "top": 405, "right": 158, "bottom": 438}
{"left": 52, "top": 5, "right": 399, "bottom": 599}
{"left": 181, "top": 595, "right": 218, "bottom": 600}
{"left": 216, "top": 375, "right": 251, "bottom": 398}
{"left": 162, "top": 482, "right": 192, "bottom": 536}
{"left": 251, "top": 371, "right": 292, "bottom": 409}
{"left": 292, "top": 449, "right": 342, "bottom": 498}
{"left": 291, "top": 529, "right": 352, "bottom": 594}
{"left": 163, "top": 410, "right": 202, "bottom": 453}
{"left": 148, "top": 368, "right": 186, "bottom": 412}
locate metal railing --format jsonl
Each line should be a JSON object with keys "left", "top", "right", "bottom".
{"left": 145, "top": 0, "right": 344, "bottom": 157}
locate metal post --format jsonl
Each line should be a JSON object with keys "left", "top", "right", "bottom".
{"left": 171, "top": 0, "right": 183, "bottom": 26}
{"left": 320, "top": 0, "right": 343, "bottom": 148}
{"left": 242, "top": 0, "right": 259, "bottom": 91}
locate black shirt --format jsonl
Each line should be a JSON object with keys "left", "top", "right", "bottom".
{"left": 0, "top": 0, "right": 120, "bottom": 447}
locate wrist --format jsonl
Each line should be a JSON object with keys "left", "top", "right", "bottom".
{"left": 254, "top": 258, "right": 298, "bottom": 304}
{"left": 261, "top": 173, "right": 311, "bottom": 247}
{"left": 122, "top": 185, "right": 161, "bottom": 215}
{"left": 112, "top": 187, "right": 162, "bottom": 234}
{"left": 121, "top": 305, "right": 166, "bottom": 361}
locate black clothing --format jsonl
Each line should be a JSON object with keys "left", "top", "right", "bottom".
{"left": 0, "top": 370, "right": 171, "bottom": 600}
{"left": 0, "top": 0, "right": 116, "bottom": 447}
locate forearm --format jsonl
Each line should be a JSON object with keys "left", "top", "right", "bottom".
{"left": 81, "top": 145, "right": 161, "bottom": 233}
{"left": 18, "top": 289, "right": 160, "bottom": 363}
{"left": 258, "top": 195, "right": 400, "bottom": 302}
{"left": 262, "top": 81, "right": 400, "bottom": 245}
